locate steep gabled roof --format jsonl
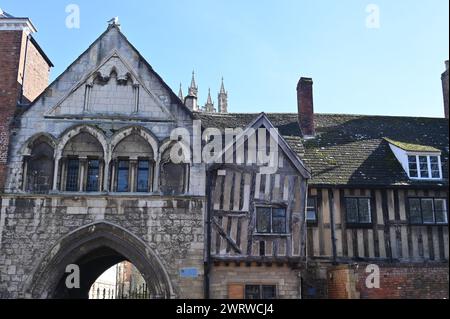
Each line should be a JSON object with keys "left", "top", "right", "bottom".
{"left": 208, "top": 113, "right": 311, "bottom": 178}
{"left": 194, "top": 112, "right": 449, "bottom": 187}
{"left": 24, "top": 24, "right": 192, "bottom": 118}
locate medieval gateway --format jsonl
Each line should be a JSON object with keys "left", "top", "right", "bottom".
{"left": 0, "top": 11, "right": 448, "bottom": 299}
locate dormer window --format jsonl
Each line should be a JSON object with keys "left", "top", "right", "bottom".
{"left": 407, "top": 155, "right": 442, "bottom": 179}
{"left": 384, "top": 138, "right": 443, "bottom": 181}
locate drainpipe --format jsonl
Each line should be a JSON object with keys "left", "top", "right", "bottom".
{"left": 329, "top": 189, "right": 337, "bottom": 264}
{"left": 20, "top": 33, "right": 30, "bottom": 105}
{"left": 204, "top": 169, "right": 213, "bottom": 299}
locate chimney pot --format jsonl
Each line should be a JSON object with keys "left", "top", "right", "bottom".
{"left": 297, "top": 77, "right": 315, "bottom": 137}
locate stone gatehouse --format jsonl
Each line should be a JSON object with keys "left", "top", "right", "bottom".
{"left": 0, "top": 10, "right": 448, "bottom": 299}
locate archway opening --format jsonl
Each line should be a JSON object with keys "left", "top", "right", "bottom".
{"left": 52, "top": 246, "right": 157, "bottom": 299}
{"left": 88, "top": 261, "right": 150, "bottom": 299}
{"left": 28, "top": 223, "right": 174, "bottom": 299}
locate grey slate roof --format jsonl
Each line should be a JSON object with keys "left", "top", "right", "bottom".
{"left": 194, "top": 112, "right": 449, "bottom": 187}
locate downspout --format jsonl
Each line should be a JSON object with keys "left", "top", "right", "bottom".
{"left": 204, "top": 169, "right": 213, "bottom": 299}
{"left": 301, "top": 178, "right": 309, "bottom": 299}
{"left": 19, "top": 33, "right": 30, "bottom": 105}
{"left": 329, "top": 189, "right": 338, "bottom": 264}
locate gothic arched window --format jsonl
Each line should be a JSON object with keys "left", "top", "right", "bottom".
{"left": 24, "top": 139, "right": 54, "bottom": 193}
{"left": 111, "top": 133, "right": 155, "bottom": 193}
{"left": 61, "top": 132, "right": 104, "bottom": 192}
{"left": 159, "top": 144, "right": 189, "bottom": 195}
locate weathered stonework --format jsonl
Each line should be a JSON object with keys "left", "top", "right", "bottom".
{"left": 0, "top": 12, "right": 448, "bottom": 300}
{"left": 0, "top": 195, "right": 205, "bottom": 298}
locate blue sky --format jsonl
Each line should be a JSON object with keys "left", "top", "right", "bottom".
{"left": 2, "top": 0, "right": 449, "bottom": 117}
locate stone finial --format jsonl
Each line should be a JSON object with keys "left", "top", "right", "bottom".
{"left": 218, "top": 77, "right": 228, "bottom": 113}
{"left": 204, "top": 88, "right": 215, "bottom": 112}
{"left": 178, "top": 83, "right": 184, "bottom": 102}
{"left": 188, "top": 70, "right": 198, "bottom": 98}
{"left": 107, "top": 17, "right": 120, "bottom": 29}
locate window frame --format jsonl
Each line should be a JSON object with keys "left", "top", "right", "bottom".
{"left": 116, "top": 159, "right": 130, "bottom": 192}
{"left": 306, "top": 196, "right": 318, "bottom": 225}
{"left": 244, "top": 284, "right": 277, "bottom": 299}
{"left": 86, "top": 158, "right": 100, "bottom": 192}
{"left": 65, "top": 157, "right": 80, "bottom": 192}
{"left": 407, "top": 197, "right": 448, "bottom": 225}
{"left": 136, "top": 158, "right": 152, "bottom": 193}
{"left": 344, "top": 197, "right": 373, "bottom": 227}
{"left": 255, "top": 205, "right": 288, "bottom": 235}
{"left": 407, "top": 154, "right": 442, "bottom": 180}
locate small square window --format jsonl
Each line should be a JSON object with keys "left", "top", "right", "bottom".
{"left": 261, "top": 285, "right": 277, "bottom": 299}
{"left": 408, "top": 198, "right": 448, "bottom": 225}
{"left": 408, "top": 155, "right": 441, "bottom": 180}
{"left": 419, "top": 156, "right": 429, "bottom": 178}
{"left": 408, "top": 198, "right": 422, "bottom": 224}
{"left": 245, "top": 285, "right": 260, "bottom": 299}
{"left": 306, "top": 197, "right": 317, "bottom": 223}
{"left": 255, "top": 206, "right": 287, "bottom": 234}
{"left": 245, "top": 285, "right": 277, "bottom": 299}
{"left": 256, "top": 207, "right": 271, "bottom": 233}
{"left": 434, "top": 199, "right": 448, "bottom": 224}
{"left": 272, "top": 208, "right": 286, "bottom": 233}
{"left": 408, "top": 156, "right": 418, "bottom": 178}
{"left": 345, "top": 198, "right": 359, "bottom": 224}
{"left": 345, "top": 198, "right": 372, "bottom": 225}
{"left": 421, "top": 199, "right": 434, "bottom": 224}
{"left": 430, "top": 156, "right": 440, "bottom": 178}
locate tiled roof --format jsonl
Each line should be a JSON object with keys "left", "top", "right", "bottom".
{"left": 194, "top": 112, "right": 449, "bottom": 187}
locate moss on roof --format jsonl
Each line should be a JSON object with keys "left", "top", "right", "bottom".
{"left": 194, "top": 112, "right": 449, "bottom": 187}
{"left": 383, "top": 137, "right": 441, "bottom": 153}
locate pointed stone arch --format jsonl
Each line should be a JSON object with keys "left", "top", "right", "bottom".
{"left": 24, "top": 221, "right": 175, "bottom": 299}
{"left": 56, "top": 125, "right": 108, "bottom": 159}
{"left": 20, "top": 133, "right": 57, "bottom": 193}
{"left": 20, "top": 133, "right": 57, "bottom": 156}
{"left": 110, "top": 126, "right": 159, "bottom": 158}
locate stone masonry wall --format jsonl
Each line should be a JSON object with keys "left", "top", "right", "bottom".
{"left": 0, "top": 195, "right": 205, "bottom": 298}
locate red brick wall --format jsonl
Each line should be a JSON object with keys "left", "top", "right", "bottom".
{"left": 0, "top": 30, "right": 23, "bottom": 191}
{"left": 328, "top": 263, "right": 449, "bottom": 299}
{"left": 0, "top": 30, "right": 50, "bottom": 191}
{"left": 356, "top": 263, "right": 449, "bottom": 299}
{"left": 21, "top": 39, "right": 50, "bottom": 103}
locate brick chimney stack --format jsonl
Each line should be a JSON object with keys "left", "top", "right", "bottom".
{"left": 297, "top": 77, "right": 315, "bottom": 137}
{"left": 0, "top": 10, "right": 52, "bottom": 191}
{"left": 442, "top": 60, "right": 449, "bottom": 119}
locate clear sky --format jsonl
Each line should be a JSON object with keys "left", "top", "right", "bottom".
{"left": 2, "top": 0, "right": 449, "bottom": 117}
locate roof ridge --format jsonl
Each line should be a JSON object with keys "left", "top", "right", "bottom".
{"left": 196, "top": 111, "right": 447, "bottom": 120}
